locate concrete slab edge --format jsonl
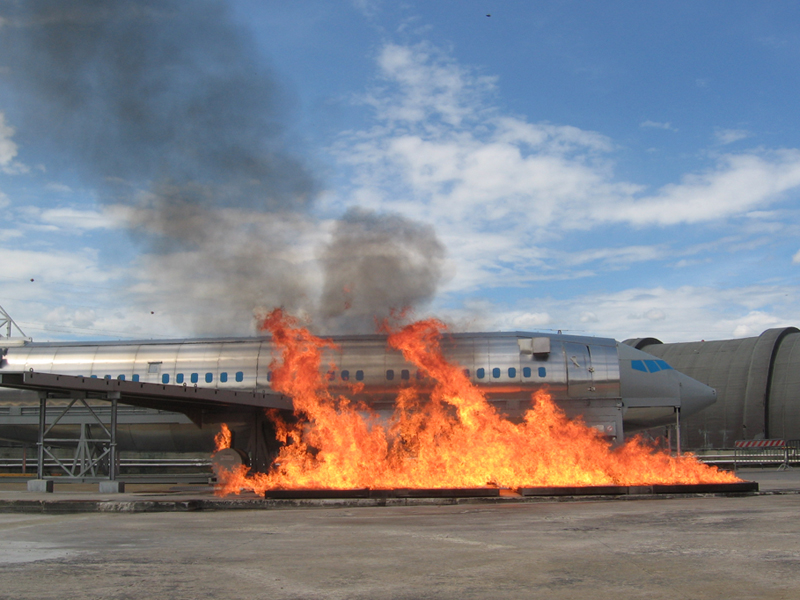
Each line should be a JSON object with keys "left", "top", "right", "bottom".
{"left": 0, "top": 489, "right": 788, "bottom": 513}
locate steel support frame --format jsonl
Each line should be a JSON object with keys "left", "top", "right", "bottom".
{"left": 34, "top": 391, "right": 120, "bottom": 482}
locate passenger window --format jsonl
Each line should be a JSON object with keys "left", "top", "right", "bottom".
{"left": 191, "top": 373, "right": 198, "bottom": 384}
{"left": 631, "top": 360, "right": 647, "bottom": 373}
{"left": 327, "top": 371, "right": 336, "bottom": 381}
{"left": 205, "top": 373, "right": 213, "bottom": 383}
{"left": 401, "top": 369, "right": 410, "bottom": 380}
{"left": 356, "top": 370, "right": 364, "bottom": 381}
{"left": 104, "top": 375, "right": 111, "bottom": 380}
{"left": 132, "top": 374, "right": 140, "bottom": 382}
{"left": 341, "top": 370, "right": 350, "bottom": 381}
{"left": 538, "top": 367, "right": 547, "bottom": 378}
{"left": 492, "top": 368, "right": 501, "bottom": 379}
{"left": 417, "top": 370, "right": 425, "bottom": 380}
{"left": 477, "top": 368, "right": 485, "bottom": 379}
{"left": 463, "top": 369, "right": 470, "bottom": 378}
{"left": 220, "top": 372, "right": 228, "bottom": 383}
{"left": 117, "top": 375, "right": 125, "bottom": 381}
{"left": 91, "top": 375, "right": 98, "bottom": 379}
{"left": 386, "top": 369, "right": 394, "bottom": 381}
{"left": 235, "top": 371, "right": 244, "bottom": 382}
{"left": 177, "top": 373, "right": 184, "bottom": 384}
{"left": 508, "top": 367, "right": 516, "bottom": 378}
{"left": 267, "top": 371, "right": 272, "bottom": 382}
{"left": 523, "top": 367, "right": 531, "bottom": 378}
{"left": 162, "top": 374, "right": 170, "bottom": 384}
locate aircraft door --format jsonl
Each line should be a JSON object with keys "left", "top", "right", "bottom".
{"left": 564, "top": 342, "right": 597, "bottom": 398}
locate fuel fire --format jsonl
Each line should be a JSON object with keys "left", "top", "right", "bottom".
{"left": 214, "top": 310, "right": 738, "bottom": 495}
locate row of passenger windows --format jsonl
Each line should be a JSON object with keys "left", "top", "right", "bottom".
{"left": 631, "top": 359, "right": 672, "bottom": 373}
{"left": 83, "top": 366, "right": 548, "bottom": 384}
{"left": 329, "top": 366, "right": 547, "bottom": 381}
{"left": 84, "top": 372, "right": 246, "bottom": 384}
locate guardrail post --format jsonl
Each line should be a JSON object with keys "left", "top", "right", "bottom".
{"left": 779, "top": 445, "right": 792, "bottom": 471}
{"left": 36, "top": 392, "right": 45, "bottom": 479}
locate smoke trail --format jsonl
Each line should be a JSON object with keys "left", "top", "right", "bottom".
{"left": 0, "top": 1, "right": 445, "bottom": 334}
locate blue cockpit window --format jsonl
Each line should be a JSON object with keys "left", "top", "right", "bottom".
{"left": 656, "top": 360, "right": 672, "bottom": 370}
{"left": 631, "top": 360, "right": 647, "bottom": 372}
{"left": 644, "top": 360, "right": 660, "bottom": 373}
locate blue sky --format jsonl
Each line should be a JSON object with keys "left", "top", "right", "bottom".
{"left": 2, "top": 1, "right": 800, "bottom": 343}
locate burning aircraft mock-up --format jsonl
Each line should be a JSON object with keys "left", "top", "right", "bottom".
{"left": 0, "top": 318, "right": 715, "bottom": 475}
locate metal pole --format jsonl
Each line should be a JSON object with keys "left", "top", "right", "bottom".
{"left": 37, "top": 393, "right": 47, "bottom": 479}
{"left": 109, "top": 394, "right": 118, "bottom": 481}
{"left": 675, "top": 407, "right": 682, "bottom": 457}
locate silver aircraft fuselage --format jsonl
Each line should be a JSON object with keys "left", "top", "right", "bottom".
{"left": 0, "top": 331, "right": 716, "bottom": 441}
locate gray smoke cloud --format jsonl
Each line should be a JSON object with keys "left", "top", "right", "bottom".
{"left": 0, "top": 0, "right": 445, "bottom": 335}
{"left": 319, "top": 208, "right": 446, "bottom": 333}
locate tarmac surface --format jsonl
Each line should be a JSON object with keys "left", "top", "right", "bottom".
{"left": 0, "top": 468, "right": 798, "bottom": 599}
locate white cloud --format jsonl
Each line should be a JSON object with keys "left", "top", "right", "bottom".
{"left": 445, "top": 285, "right": 800, "bottom": 342}
{"left": 510, "top": 312, "right": 552, "bottom": 329}
{"left": 332, "top": 43, "right": 800, "bottom": 300}
{"left": 591, "top": 150, "right": 800, "bottom": 227}
{"left": 0, "top": 112, "right": 18, "bottom": 166}
{"left": 39, "top": 207, "right": 118, "bottom": 231}
{"left": 640, "top": 120, "right": 677, "bottom": 132}
{"left": 731, "top": 311, "right": 783, "bottom": 338}
{"left": 714, "top": 128, "right": 751, "bottom": 145}
{"left": 793, "top": 249, "right": 800, "bottom": 264}
{"left": 0, "top": 112, "right": 27, "bottom": 174}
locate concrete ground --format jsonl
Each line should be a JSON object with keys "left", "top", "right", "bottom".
{"left": 0, "top": 469, "right": 798, "bottom": 599}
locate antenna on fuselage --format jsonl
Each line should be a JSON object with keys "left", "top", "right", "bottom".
{"left": 0, "top": 304, "right": 32, "bottom": 347}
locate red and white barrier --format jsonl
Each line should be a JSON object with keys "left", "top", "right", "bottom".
{"left": 734, "top": 439, "right": 786, "bottom": 448}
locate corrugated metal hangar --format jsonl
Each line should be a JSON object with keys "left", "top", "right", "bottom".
{"left": 624, "top": 327, "right": 800, "bottom": 448}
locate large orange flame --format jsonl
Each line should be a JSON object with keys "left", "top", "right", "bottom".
{"left": 214, "top": 310, "right": 738, "bottom": 495}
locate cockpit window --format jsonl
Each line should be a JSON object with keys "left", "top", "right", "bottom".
{"left": 644, "top": 360, "right": 660, "bottom": 373}
{"left": 631, "top": 360, "right": 647, "bottom": 372}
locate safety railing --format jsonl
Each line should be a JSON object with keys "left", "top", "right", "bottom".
{"left": 0, "top": 456, "right": 212, "bottom": 475}
{"left": 693, "top": 440, "right": 800, "bottom": 471}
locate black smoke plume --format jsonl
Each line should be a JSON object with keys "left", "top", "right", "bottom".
{"left": 0, "top": 1, "right": 444, "bottom": 334}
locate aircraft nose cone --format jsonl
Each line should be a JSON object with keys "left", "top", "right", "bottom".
{"left": 678, "top": 373, "right": 717, "bottom": 417}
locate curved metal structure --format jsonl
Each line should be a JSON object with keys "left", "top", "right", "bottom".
{"left": 625, "top": 327, "right": 800, "bottom": 448}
